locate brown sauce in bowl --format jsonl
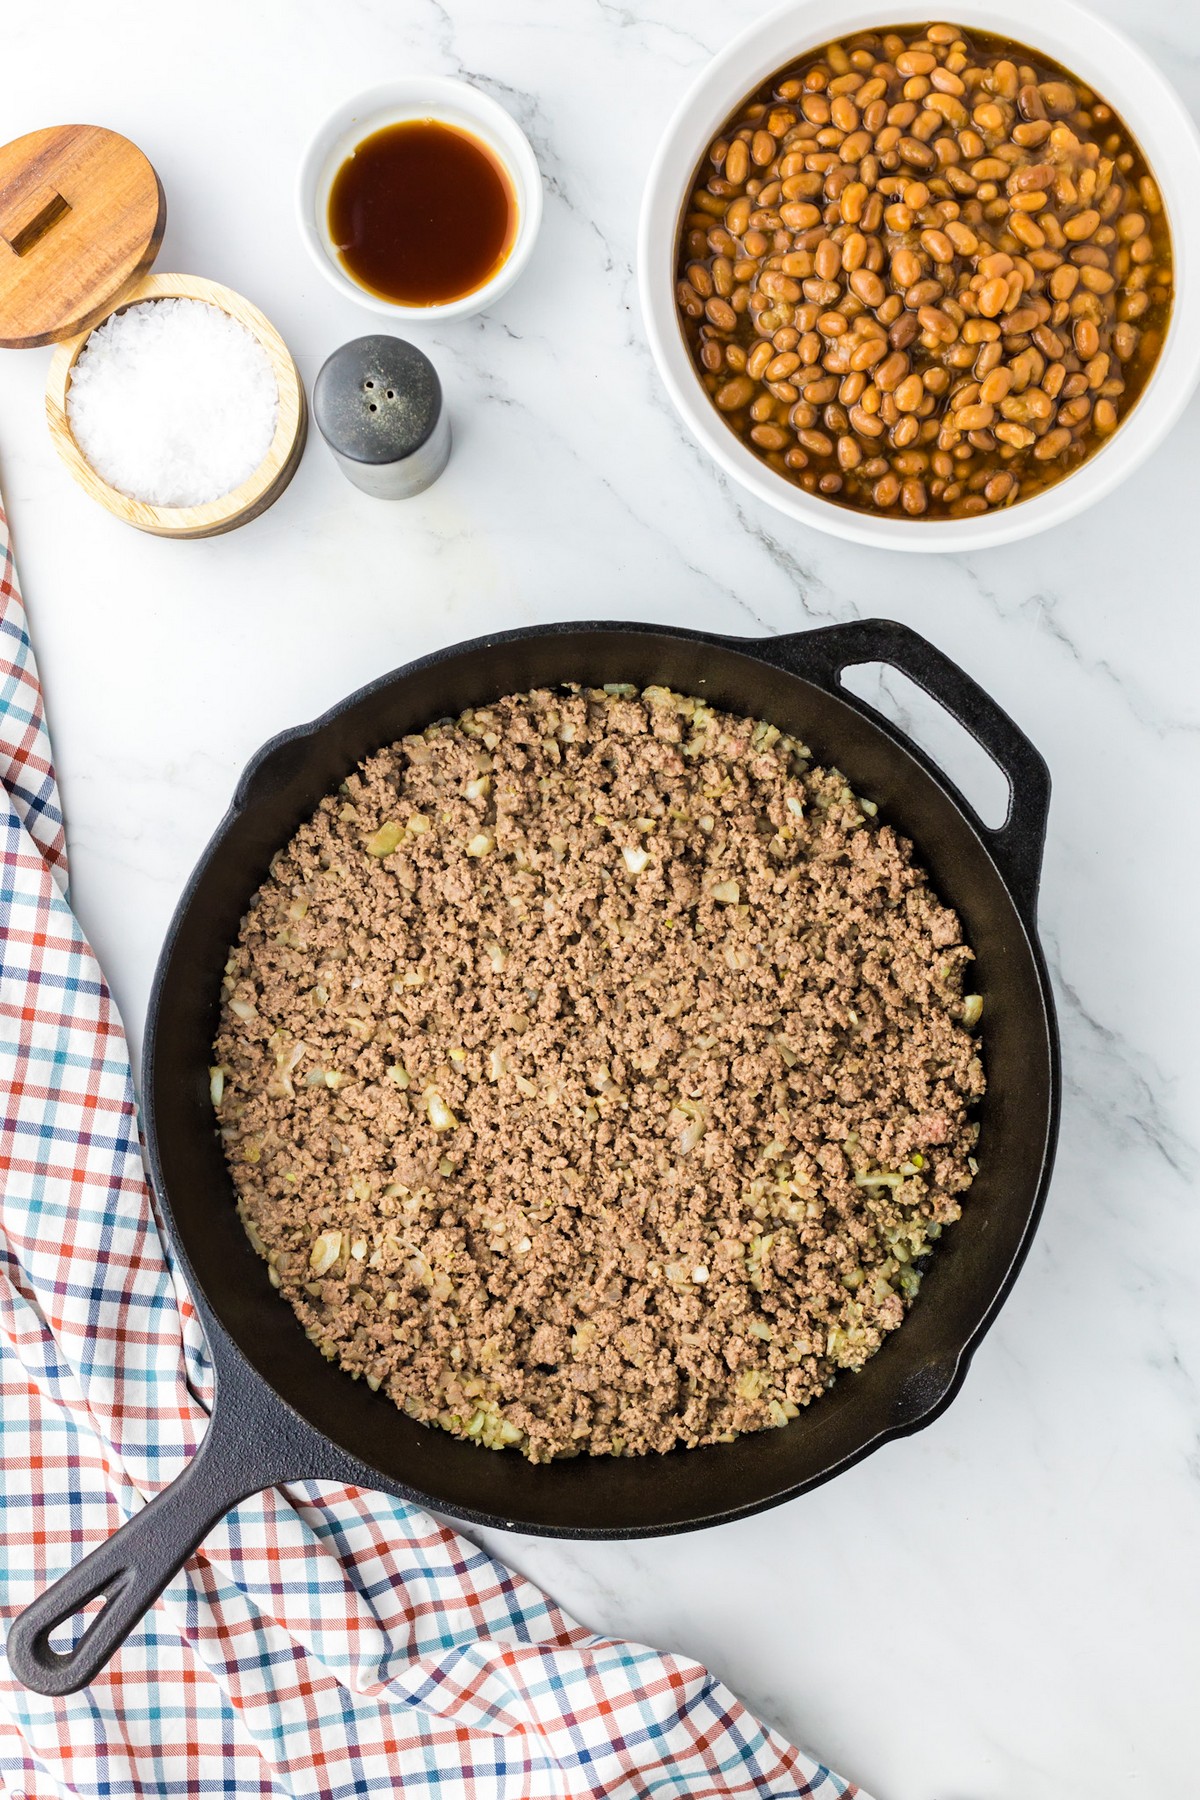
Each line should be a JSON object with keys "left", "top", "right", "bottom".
{"left": 329, "top": 119, "right": 516, "bottom": 307}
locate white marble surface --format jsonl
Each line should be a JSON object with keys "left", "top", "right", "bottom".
{"left": 2, "top": 2, "right": 1198, "bottom": 1794}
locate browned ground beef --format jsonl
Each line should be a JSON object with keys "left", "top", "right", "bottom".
{"left": 213, "top": 685, "right": 984, "bottom": 1462}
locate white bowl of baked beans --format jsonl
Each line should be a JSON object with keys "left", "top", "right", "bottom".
{"left": 639, "top": 0, "right": 1200, "bottom": 549}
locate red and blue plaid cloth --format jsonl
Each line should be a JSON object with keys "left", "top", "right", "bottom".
{"left": 0, "top": 499, "right": 861, "bottom": 1800}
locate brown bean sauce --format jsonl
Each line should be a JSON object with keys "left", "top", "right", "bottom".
{"left": 329, "top": 119, "right": 516, "bottom": 307}
{"left": 674, "top": 24, "right": 1173, "bottom": 520}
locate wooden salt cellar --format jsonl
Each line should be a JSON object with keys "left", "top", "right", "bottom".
{"left": 0, "top": 125, "right": 307, "bottom": 538}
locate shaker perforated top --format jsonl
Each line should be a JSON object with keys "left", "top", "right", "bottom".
{"left": 313, "top": 336, "right": 441, "bottom": 461}
{"left": 312, "top": 335, "right": 450, "bottom": 499}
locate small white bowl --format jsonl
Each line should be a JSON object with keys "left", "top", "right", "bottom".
{"left": 639, "top": 0, "right": 1200, "bottom": 552}
{"left": 298, "top": 78, "right": 543, "bottom": 323}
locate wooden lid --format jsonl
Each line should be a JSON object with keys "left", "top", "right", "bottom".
{"left": 0, "top": 125, "right": 165, "bottom": 348}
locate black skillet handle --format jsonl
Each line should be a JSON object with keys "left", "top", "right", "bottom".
{"left": 750, "top": 618, "right": 1051, "bottom": 921}
{"left": 5, "top": 1377, "right": 305, "bottom": 1697}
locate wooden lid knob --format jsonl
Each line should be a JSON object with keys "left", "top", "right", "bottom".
{"left": 0, "top": 125, "right": 165, "bottom": 348}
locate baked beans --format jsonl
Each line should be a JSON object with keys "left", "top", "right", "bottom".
{"left": 675, "top": 24, "right": 1173, "bottom": 519}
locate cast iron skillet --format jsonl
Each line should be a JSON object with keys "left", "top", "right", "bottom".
{"left": 7, "top": 618, "right": 1059, "bottom": 1696}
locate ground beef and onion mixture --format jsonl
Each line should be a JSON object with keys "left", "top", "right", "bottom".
{"left": 213, "top": 685, "right": 985, "bottom": 1462}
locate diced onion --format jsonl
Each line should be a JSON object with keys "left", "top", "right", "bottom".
{"left": 424, "top": 1089, "right": 458, "bottom": 1132}
{"left": 679, "top": 1116, "right": 706, "bottom": 1154}
{"left": 309, "top": 1230, "right": 342, "bottom": 1275}
{"left": 366, "top": 821, "right": 403, "bottom": 857}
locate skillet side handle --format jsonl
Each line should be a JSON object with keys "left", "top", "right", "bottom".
{"left": 6, "top": 1399, "right": 291, "bottom": 1697}
{"left": 753, "top": 619, "right": 1051, "bottom": 921}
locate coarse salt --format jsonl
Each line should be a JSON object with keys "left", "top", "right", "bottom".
{"left": 67, "top": 298, "right": 279, "bottom": 507}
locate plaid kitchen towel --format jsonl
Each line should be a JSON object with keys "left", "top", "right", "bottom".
{"left": 0, "top": 500, "right": 862, "bottom": 1800}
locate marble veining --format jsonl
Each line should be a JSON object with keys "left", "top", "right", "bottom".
{"left": 2, "top": 2, "right": 1198, "bottom": 1795}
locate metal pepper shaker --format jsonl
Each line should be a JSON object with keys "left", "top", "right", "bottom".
{"left": 312, "top": 335, "right": 451, "bottom": 499}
